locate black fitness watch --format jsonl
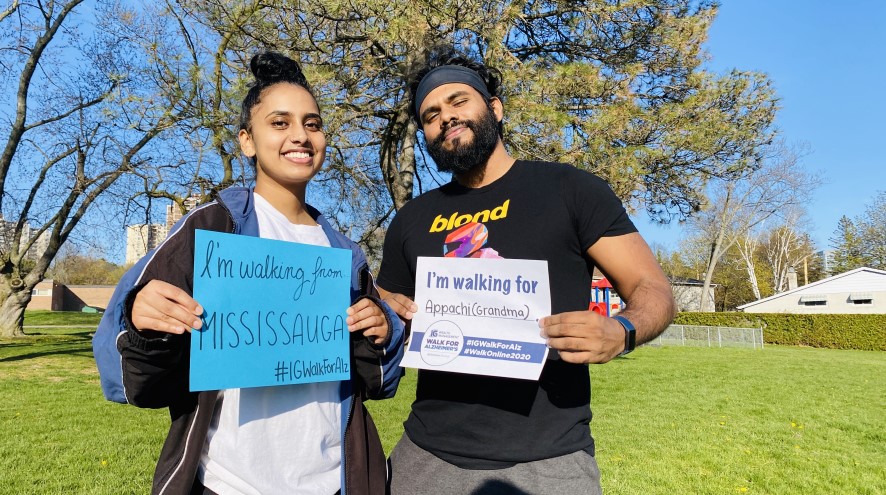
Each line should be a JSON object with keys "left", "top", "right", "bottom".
{"left": 612, "top": 315, "right": 636, "bottom": 356}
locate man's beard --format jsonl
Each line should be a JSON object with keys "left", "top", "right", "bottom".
{"left": 426, "top": 107, "right": 499, "bottom": 176}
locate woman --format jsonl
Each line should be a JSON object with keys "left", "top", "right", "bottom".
{"left": 97, "top": 52, "right": 403, "bottom": 495}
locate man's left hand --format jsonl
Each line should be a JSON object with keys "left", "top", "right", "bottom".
{"left": 538, "top": 311, "right": 625, "bottom": 364}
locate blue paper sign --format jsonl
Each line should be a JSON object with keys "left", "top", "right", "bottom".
{"left": 190, "top": 230, "right": 352, "bottom": 391}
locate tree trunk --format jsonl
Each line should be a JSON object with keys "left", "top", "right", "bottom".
{"left": 699, "top": 233, "right": 725, "bottom": 313}
{"left": 737, "top": 237, "right": 762, "bottom": 300}
{"left": 699, "top": 257, "right": 717, "bottom": 312}
{"left": 746, "top": 263, "right": 762, "bottom": 300}
{"left": 380, "top": 109, "right": 417, "bottom": 210}
{"left": 393, "top": 121, "right": 417, "bottom": 209}
{"left": 0, "top": 283, "right": 30, "bottom": 337}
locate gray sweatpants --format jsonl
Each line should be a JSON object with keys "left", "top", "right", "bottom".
{"left": 388, "top": 434, "right": 603, "bottom": 495}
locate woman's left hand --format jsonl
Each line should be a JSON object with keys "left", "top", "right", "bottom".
{"left": 346, "top": 298, "right": 389, "bottom": 345}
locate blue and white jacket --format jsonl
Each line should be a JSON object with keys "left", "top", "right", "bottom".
{"left": 93, "top": 187, "right": 403, "bottom": 495}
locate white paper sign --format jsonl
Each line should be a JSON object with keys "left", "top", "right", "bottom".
{"left": 401, "top": 256, "right": 551, "bottom": 380}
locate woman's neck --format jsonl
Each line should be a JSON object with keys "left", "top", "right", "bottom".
{"left": 254, "top": 181, "right": 316, "bottom": 225}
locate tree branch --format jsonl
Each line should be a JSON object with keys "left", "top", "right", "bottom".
{"left": 0, "top": 0, "right": 86, "bottom": 211}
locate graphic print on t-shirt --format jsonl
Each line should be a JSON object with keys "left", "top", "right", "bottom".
{"left": 433, "top": 199, "right": 509, "bottom": 259}
{"left": 442, "top": 222, "right": 502, "bottom": 259}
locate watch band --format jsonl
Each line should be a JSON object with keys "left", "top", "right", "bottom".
{"left": 612, "top": 315, "right": 636, "bottom": 356}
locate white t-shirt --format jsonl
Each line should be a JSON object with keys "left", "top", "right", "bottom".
{"left": 198, "top": 192, "right": 342, "bottom": 495}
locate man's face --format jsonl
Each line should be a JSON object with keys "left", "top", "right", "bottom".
{"left": 418, "top": 83, "right": 501, "bottom": 175}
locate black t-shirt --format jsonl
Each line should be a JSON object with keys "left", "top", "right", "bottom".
{"left": 378, "top": 160, "right": 637, "bottom": 468}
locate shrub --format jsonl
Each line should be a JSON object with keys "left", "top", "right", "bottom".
{"left": 673, "top": 313, "right": 886, "bottom": 351}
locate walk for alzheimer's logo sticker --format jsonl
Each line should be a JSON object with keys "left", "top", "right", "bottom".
{"left": 419, "top": 321, "right": 464, "bottom": 365}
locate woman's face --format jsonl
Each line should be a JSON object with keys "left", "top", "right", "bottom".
{"left": 238, "top": 83, "right": 326, "bottom": 192}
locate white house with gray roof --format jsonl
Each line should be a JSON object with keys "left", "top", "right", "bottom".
{"left": 737, "top": 267, "right": 886, "bottom": 314}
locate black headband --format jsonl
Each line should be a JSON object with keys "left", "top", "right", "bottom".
{"left": 414, "top": 65, "right": 492, "bottom": 121}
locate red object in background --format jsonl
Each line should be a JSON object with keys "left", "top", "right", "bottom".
{"left": 590, "top": 277, "right": 615, "bottom": 316}
{"left": 588, "top": 302, "right": 608, "bottom": 314}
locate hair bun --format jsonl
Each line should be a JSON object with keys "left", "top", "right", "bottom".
{"left": 250, "top": 52, "right": 307, "bottom": 86}
{"left": 239, "top": 51, "right": 314, "bottom": 132}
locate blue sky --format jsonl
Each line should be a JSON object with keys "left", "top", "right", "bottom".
{"left": 633, "top": 0, "right": 886, "bottom": 252}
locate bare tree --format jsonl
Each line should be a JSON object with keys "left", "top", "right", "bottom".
{"left": 688, "top": 143, "right": 820, "bottom": 311}
{"left": 762, "top": 212, "right": 816, "bottom": 293}
{"left": 734, "top": 208, "right": 815, "bottom": 300}
{"left": 0, "top": 0, "right": 199, "bottom": 336}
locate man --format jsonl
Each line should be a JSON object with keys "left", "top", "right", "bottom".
{"left": 377, "top": 49, "right": 677, "bottom": 494}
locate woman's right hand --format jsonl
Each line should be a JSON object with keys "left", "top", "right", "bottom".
{"left": 131, "top": 280, "right": 204, "bottom": 334}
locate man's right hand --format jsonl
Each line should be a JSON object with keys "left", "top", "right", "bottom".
{"left": 377, "top": 287, "right": 417, "bottom": 321}
{"left": 131, "top": 280, "right": 204, "bottom": 334}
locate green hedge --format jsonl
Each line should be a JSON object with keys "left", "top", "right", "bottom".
{"left": 673, "top": 312, "right": 886, "bottom": 351}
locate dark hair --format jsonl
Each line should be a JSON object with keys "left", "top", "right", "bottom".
{"left": 407, "top": 47, "right": 503, "bottom": 135}
{"left": 239, "top": 51, "right": 314, "bottom": 132}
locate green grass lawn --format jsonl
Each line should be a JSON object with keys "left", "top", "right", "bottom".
{"left": 23, "top": 310, "right": 104, "bottom": 327}
{"left": 2, "top": 315, "right": 884, "bottom": 494}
